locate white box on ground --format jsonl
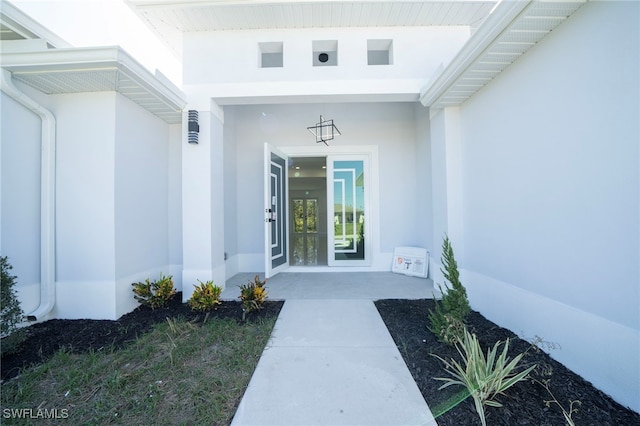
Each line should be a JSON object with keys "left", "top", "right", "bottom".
{"left": 392, "top": 247, "right": 429, "bottom": 278}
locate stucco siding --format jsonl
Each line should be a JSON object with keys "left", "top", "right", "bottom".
{"left": 0, "top": 92, "right": 42, "bottom": 313}
{"left": 455, "top": 0, "right": 639, "bottom": 411}
{"left": 460, "top": 0, "right": 639, "bottom": 331}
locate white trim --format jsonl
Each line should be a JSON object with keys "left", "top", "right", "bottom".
{"left": 280, "top": 145, "right": 379, "bottom": 269}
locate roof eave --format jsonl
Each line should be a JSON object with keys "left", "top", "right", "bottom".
{"left": 420, "top": 0, "right": 587, "bottom": 109}
{"left": 1, "top": 46, "right": 186, "bottom": 123}
{"left": 419, "top": 0, "right": 532, "bottom": 107}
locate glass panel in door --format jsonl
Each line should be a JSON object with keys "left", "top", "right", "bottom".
{"left": 291, "top": 198, "right": 319, "bottom": 265}
{"left": 328, "top": 158, "right": 368, "bottom": 265}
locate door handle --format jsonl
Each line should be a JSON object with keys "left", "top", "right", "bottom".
{"left": 265, "top": 209, "right": 276, "bottom": 222}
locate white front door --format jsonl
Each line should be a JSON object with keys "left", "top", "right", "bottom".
{"left": 264, "top": 143, "right": 289, "bottom": 277}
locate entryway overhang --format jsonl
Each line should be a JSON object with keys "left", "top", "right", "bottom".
{"left": 127, "top": 0, "right": 498, "bottom": 58}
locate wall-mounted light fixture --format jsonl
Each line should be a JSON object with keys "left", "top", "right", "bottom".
{"left": 188, "top": 110, "right": 199, "bottom": 144}
{"left": 307, "top": 115, "right": 340, "bottom": 146}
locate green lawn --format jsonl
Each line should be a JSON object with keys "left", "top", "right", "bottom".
{"left": 1, "top": 316, "right": 276, "bottom": 425}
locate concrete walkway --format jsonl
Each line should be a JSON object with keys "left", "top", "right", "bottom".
{"left": 224, "top": 272, "right": 438, "bottom": 426}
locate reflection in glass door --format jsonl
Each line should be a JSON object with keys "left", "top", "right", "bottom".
{"left": 291, "top": 198, "right": 319, "bottom": 265}
{"left": 328, "top": 157, "right": 369, "bottom": 265}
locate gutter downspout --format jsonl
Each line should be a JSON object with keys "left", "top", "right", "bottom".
{"left": 1, "top": 69, "right": 56, "bottom": 321}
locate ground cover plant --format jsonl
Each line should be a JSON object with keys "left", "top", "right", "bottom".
{"left": 1, "top": 293, "right": 283, "bottom": 425}
{"left": 376, "top": 299, "right": 640, "bottom": 425}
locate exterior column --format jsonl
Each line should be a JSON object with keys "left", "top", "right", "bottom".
{"left": 181, "top": 102, "right": 226, "bottom": 301}
{"left": 429, "top": 106, "right": 463, "bottom": 284}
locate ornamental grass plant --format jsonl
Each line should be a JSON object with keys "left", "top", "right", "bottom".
{"left": 432, "top": 328, "right": 537, "bottom": 426}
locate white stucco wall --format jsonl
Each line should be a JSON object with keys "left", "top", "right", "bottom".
{"left": 2, "top": 84, "right": 182, "bottom": 321}
{"left": 181, "top": 109, "right": 226, "bottom": 300}
{"left": 223, "top": 107, "right": 239, "bottom": 277}
{"left": 183, "top": 26, "right": 469, "bottom": 100}
{"left": 52, "top": 92, "right": 118, "bottom": 319}
{"left": 114, "top": 94, "right": 176, "bottom": 318}
{"left": 210, "top": 110, "right": 226, "bottom": 285}
{"left": 168, "top": 123, "right": 183, "bottom": 286}
{"left": 414, "top": 104, "right": 433, "bottom": 272}
{"left": 442, "top": 1, "right": 639, "bottom": 411}
{"left": 0, "top": 91, "right": 42, "bottom": 314}
{"left": 226, "top": 102, "right": 424, "bottom": 271}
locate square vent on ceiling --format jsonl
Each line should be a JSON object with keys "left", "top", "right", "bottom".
{"left": 312, "top": 40, "right": 338, "bottom": 67}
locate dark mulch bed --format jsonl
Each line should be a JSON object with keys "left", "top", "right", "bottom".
{"left": 375, "top": 299, "right": 640, "bottom": 426}
{"left": 4, "top": 296, "right": 639, "bottom": 425}
{"left": 1, "top": 293, "right": 283, "bottom": 382}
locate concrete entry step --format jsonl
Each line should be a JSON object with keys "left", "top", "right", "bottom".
{"left": 231, "top": 299, "right": 436, "bottom": 426}
{"left": 222, "top": 272, "right": 434, "bottom": 301}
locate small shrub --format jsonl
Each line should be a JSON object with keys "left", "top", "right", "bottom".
{"left": 131, "top": 274, "right": 176, "bottom": 309}
{"left": 238, "top": 275, "right": 268, "bottom": 320}
{"left": 188, "top": 280, "right": 223, "bottom": 312}
{"left": 1, "top": 256, "right": 26, "bottom": 355}
{"left": 432, "top": 328, "right": 536, "bottom": 426}
{"left": 430, "top": 312, "right": 466, "bottom": 346}
{"left": 428, "top": 235, "right": 470, "bottom": 344}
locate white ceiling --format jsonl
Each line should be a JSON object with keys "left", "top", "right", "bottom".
{"left": 133, "top": 1, "right": 497, "bottom": 30}
{"left": 128, "top": 0, "right": 498, "bottom": 56}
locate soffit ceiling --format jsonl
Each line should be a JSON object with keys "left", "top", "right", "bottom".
{"left": 2, "top": 48, "right": 186, "bottom": 124}
{"left": 421, "top": 0, "right": 587, "bottom": 108}
{"left": 132, "top": 1, "right": 497, "bottom": 30}
{"left": 127, "top": 0, "right": 498, "bottom": 56}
